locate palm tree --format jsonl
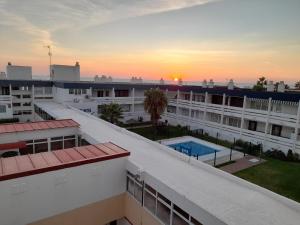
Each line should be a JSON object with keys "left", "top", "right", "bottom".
{"left": 144, "top": 88, "right": 168, "bottom": 127}
{"left": 100, "top": 103, "right": 123, "bottom": 124}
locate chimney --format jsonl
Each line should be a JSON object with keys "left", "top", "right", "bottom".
{"left": 267, "top": 80, "right": 275, "bottom": 92}
{"left": 178, "top": 78, "right": 183, "bottom": 86}
{"left": 202, "top": 79, "right": 207, "bottom": 88}
{"left": 160, "top": 78, "right": 165, "bottom": 84}
{"left": 208, "top": 79, "right": 214, "bottom": 88}
{"left": 227, "top": 79, "right": 234, "bottom": 90}
{"left": 277, "top": 81, "right": 285, "bottom": 93}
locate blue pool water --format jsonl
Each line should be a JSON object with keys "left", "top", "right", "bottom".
{"left": 168, "top": 141, "right": 219, "bottom": 157}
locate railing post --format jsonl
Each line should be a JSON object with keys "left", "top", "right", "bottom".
{"left": 214, "top": 150, "right": 217, "bottom": 167}
{"left": 293, "top": 100, "right": 300, "bottom": 152}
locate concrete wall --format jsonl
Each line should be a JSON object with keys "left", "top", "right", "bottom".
{"left": 50, "top": 64, "right": 80, "bottom": 81}
{"left": 6, "top": 65, "right": 32, "bottom": 80}
{"left": 0, "top": 157, "right": 128, "bottom": 225}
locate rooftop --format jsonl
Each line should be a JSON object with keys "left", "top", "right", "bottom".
{"left": 0, "top": 143, "right": 129, "bottom": 181}
{"left": 35, "top": 101, "right": 300, "bottom": 225}
{"left": 0, "top": 119, "right": 79, "bottom": 135}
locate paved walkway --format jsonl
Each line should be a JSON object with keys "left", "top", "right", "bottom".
{"left": 220, "top": 155, "right": 266, "bottom": 174}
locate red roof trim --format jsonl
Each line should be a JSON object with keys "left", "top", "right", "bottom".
{"left": 0, "top": 141, "right": 27, "bottom": 151}
{"left": 0, "top": 119, "right": 79, "bottom": 135}
{"left": 0, "top": 143, "right": 130, "bottom": 182}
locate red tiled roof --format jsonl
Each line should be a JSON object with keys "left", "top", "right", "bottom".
{"left": 0, "top": 119, "right": 79, "bottom": 135}
{"left": 0, "top": 142, "right": 130, "bottom": 181}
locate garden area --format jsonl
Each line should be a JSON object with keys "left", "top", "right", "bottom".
{"left": 128, "top": 125, "right": 300, "bottom": 203}
{"left": 235, "top": 158, "right": 300, "bottom": 203}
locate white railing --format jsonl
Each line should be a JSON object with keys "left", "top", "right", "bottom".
{"left": 0, "top": 95, "right": 11, "bottom": 102}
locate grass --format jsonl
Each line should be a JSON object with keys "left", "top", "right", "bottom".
{"left": 235, "top": 158, "right": 300, "bottom": 203}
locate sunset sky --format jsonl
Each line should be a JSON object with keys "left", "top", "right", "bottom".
{"left": 0, "top": 0, "right": 300, "bottom": 83}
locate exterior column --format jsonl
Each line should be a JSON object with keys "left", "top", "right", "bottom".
{"left": 176, "top": 89, "right": 180, "bottom": 121}
{"left": 31, "top": 85, "right": 35, "bottom": 121}
{"left": 220, "top": 93, "right": 226, "bottom": 125}
{"left": 239, "top": 96, "right": 247, "bottom": 138}
{"left": 203, "top": 92, "right": 208, "bottom": 121}
{"left": 263, "top": 97, "right": 272, "bottom": 149}
{"left": 112, "top": 88, "right": 115, "bottom": 103}
{"left": 131, "top": 88, "right": 135, "bottom": 113}
{"left": 293, "top": 100, "right": 300, "bottom": 152}
{"left": 189, "top": 91, "right": 193, "bottom": 119}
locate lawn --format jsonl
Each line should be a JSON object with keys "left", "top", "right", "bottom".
{"left": 235, "top": 158, "right": 300, "bottom": 203}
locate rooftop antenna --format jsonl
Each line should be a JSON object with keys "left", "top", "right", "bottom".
{"left": 44, "top": 45, "right": 52, "bottom": 76}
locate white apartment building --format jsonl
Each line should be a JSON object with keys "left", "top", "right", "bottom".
{"left": 0, "top": 63, "right": 300, "bottom": 155}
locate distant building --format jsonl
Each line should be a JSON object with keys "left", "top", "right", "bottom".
{"left": 6, "top": 63, "right": 32, "bottom": 80}
{"left": 50, "top": 62, "right": 80, "bottom": 81}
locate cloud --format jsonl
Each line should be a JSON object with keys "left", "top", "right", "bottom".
{"left": 0, "top": 0, "right": 217, "bottom": 56}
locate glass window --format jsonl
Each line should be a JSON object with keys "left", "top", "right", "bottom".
{"left": 134, "top": 183, "right": 143, "bottom": 203}
{"left": 82, "top": 89, "right": 87, "bottom": 94}
{"left": 145, "top": 184, "right": 156, "bottom": 195}
{"left": 34, "top": 139, "right": 47, "bottom": 143}
{"left": 51, "top": 141, "right": 63, "bottom": 151}
{"left": 21, "top": 144, "right": 33, "bottom": 155}
{"left": 64, "top": 135, "right": 76, "bottom": 139}
{"left": 23, "top": 94, "right": 31, "bottom": 98}
{"left": 157, "top": 200, "right": 170, "bottom": 225}
{"left": 172, "top": 212, "right": 189, "bottom": 225}
{"left": 144, "top": 191, "right": 156, "bottom": 214}
{"left": 64, "top": 139, "right": 76, "bottom": 149}
{"left": 35, "top": 142, "right": 48, "bottom": 153}
{"left": 127, "top": 177, "right": 134, "bottom": 195}
{"left": 173, "top": 204, "right": 189, "bottom": 220}
{"left": 158, "top": 193, "right": 171, "bottom": 205}
{"left": 191, "top": 217, "right": 203, "bottom": 225}
{"left": 51, "top": 136, "right": 63, "bottom": 141}
{"left": 69, "top": 89, "right": 74, "bottom": 94}
{"left": 0, "top": 105, "right": 6, "bottom": 113}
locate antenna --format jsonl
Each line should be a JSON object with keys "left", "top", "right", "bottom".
{"left": 44, "top": 45, "right": 52, "bottom": 76}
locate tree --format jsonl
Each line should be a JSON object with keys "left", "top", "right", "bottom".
{"left": 100, "top": 103, "right": 123, "bottom": 124}
{"left": 295, "top": 81, "right": 300, "bottom": 89}
{"left": 252, "top": 76, "right": 267, "bottom": 91}
{"left": 144, "top": 88, "right": 168, "bottom": 127}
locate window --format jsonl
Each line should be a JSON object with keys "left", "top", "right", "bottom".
{"left": 173, "top": 204, "right": 189, "bottom": 220}
{"left": 23, "top": 94, "right": 31, "bottom": 99}
{"left": 191, "top": 217, "right": 203, "bottom": 225}
{"left": 51, "top": 141, "right": 63, "bottom": 150}
{"left": 115, "top": 90, "right": 129, "bottom": 97}
{"left": 172, "top": 212, "right": 189, "bottom": 225}
{"left": 0, "top": 105, "right": 6, "bottom": 113}
{"left": 13, "top": 103, "right": 21, "bottom": 107}
{"left": 248, "top": 121, "right": 257, "bottom": 131}
{"left": 134, "top": 182, "right": 143, "bottom": 203}
{"left": 35, "top": 142, "right": 48, "bottom": 153}
{"left": 69, "top": 89, "right": 74, "bottom": 94}
{"left": 157, "top": 200, "right": 170, "bottom": 225}
{"left": 144, "top": 191, "right": 156, "bottom": 214}
{"left": 126, "top": 177, "right": 134, "bottom": 195}
{"left": 64, "top": 139, "right": 76, "bottom": 149}
{"left": 23, "top": 102, "right": 31, "bottom": 106}
{"left": 271, "top": 125, "right": 282, "bottom": 137}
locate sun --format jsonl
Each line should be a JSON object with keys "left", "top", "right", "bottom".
{"left": 174, "top": 77, "right": 179, "bottom": 82}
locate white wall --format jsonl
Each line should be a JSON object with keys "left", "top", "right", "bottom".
{"left": 0, "top": 157, "right": 128, "bottom": 225}
{"left": 6, "top": 65, "right": 32, "bottom": 80}
{"left": 50, "top": 64, "right": 80, "bottom": 81}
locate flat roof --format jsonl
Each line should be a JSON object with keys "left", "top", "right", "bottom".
{"left": 0, "top": 119, "right": 79, "bottom": 135}
{"left": 0, "top": 143, "right": 129, "bottom": 181}
{"left": 35, "top": 101, "right": 300, "bottom": 225}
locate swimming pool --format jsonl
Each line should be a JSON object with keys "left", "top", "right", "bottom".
{"left": 168, "top": 141, "right": 219, "bottom": 157}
